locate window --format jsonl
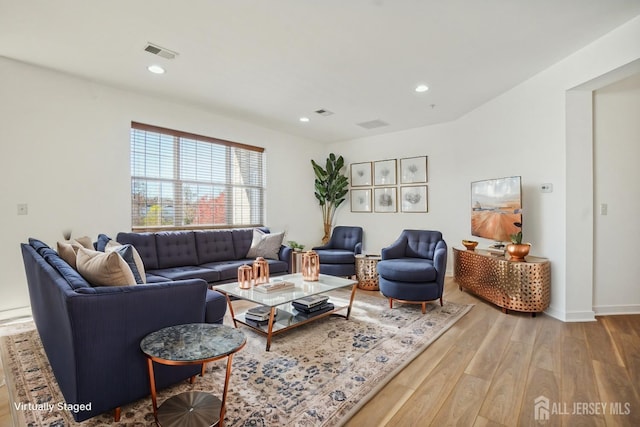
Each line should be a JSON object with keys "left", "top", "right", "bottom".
{"left": 130, "top": 122, "right": 264, "bottom": 230}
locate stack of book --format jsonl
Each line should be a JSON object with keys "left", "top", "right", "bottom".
{"left": 292, "top": 295, "right": 334, "bottom": 319}
{"left": 245, "top": 306, "right": 276, "bottom": 326}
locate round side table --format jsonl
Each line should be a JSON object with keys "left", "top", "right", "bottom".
{"left": 141, "top": 323, "right": 246, "bottom": 427}
{"left": 355, "top": 254, "right": 381, "bottom": 290}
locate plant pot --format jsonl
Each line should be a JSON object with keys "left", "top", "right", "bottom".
{"left": 506, "top": 243, "right": 530, "bottom": 261}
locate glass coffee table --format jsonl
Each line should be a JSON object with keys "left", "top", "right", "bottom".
{"left": 140, "top": 323, "right": 246, "bottom": 427}
{"left": 216, "top": 273, "right": 358, "bottom": 351}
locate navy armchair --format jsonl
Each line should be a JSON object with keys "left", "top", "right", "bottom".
{"left": 312, "top": 226, "right": 363, "bottom": 277}
{"left": 377, "top": 230, "right": 447, "bottom": 313}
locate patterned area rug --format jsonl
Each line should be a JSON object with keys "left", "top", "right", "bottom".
{"left": 0, "top": 289, "right": 471, "bottom": 426}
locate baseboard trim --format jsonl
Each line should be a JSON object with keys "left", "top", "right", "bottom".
{"left": 594, "top": 305, "right": 640, "bottom": 316}
{"left": 563, "top": 310, "right": 597, "bottom": 322}
{"left": 0, "top": 306, "right": 32, "bottom": 322}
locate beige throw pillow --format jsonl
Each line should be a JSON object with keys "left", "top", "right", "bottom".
{"left": 57, "top": 241, "right": 83, "bottom": 269}
{"left": 105, "top": 240, "right": 147, "bottom": 284}
{"left": 76, "top": 248, "right": 136, "bottom": 287}
{"left": 246, "top": 229, "right": 284, "bottom": 260}
{"left": 69, "top": 236, "right": 93, "bottom": 250}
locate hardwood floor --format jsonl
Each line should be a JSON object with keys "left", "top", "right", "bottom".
{"left": 345, "top": 278, "right": 640, "bottom": 427}
{"left": 1, "top": 278, "right": 639, "bottom": 426}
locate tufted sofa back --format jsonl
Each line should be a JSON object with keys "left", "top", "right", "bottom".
{"left": 326, "top": 226, "right": 363, "bottom": 251}
{"left": 402, "top": 230, "right": 443, "bottom": 260}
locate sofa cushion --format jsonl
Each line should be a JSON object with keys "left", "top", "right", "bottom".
{"left": 116, "top": 232, "right": 159, "bottom": 270}
{"left": 146, "top": 266, "right": 220, "bottom": 283}
{"left": 105, "top": 241, "right": 146, "bottom": 284}
{"left": 201, "top": 260, "right": 253, "bottom": 281}
{"left": 42, "top": 249, "right": 91, "bottom": 290}
{"left": 76, "top": 248, "right": 136, "bottom": 287}
{"left": 315, "top": 249, "right": 356, "bottom": 265}
{"left": 155, "top": 231, "right": 199, "bottom": 269}
{"left": 232, "top": 228, "right": 263, "bottom": 259}
{"left": 195, "top": 230, "right": 236, "bottom": 264}
{"left": 377, "top": 258, "right": 437, "bottom": 283}
{"left": 246, "top": 229, "right": 284, "bottom": 260}
{"left": 144, "top": 273, "right": 172, "bottom": 283}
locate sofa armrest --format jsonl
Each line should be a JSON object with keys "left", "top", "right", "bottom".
{"left": 66, "top": 279, "right": 209, "bottom": 418}
{"left": 433, "top": 240, "right": 448, "bottom": 286}
{"left": 354, "top": 242, "right": 363, "bottom": 255}
{"left": 381, "top": 235, "right": 407, "bottom": 260}
{"left": 312, "top": 242, "right": 331, "bottom": 251}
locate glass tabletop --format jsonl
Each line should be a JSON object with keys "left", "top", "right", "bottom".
{"left": 215, "top": 273, "right": 357, "bottom": 307}
{"left": 140, "top": 323, "right": 246, "bottom": 363}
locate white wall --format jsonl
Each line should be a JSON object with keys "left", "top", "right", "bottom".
{"left": 0, "top": 57, "right": 323, "bottom": 319}
{"left": 330, "top": 16, "right": 640, "bottom": 321}
{"left": 593, "top": 73, "right": 640, "bottom": 314}
{"left": 2, "top": 16, "right": 639, "bottom": 321}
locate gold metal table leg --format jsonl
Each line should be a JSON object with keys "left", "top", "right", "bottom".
{"left": 146, "top": 358, "right": 159, "bottom": 420}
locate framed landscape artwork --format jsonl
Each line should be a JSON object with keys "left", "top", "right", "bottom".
{"left": 350, "top": 162, "right": 372, "bottom": 187}
{"left": 374, "top": 187, "right": 397, "bottom": 212}
{"left": 374, "top": 159, "right": 397, "bottom": 186}
{"left": 400, "top": 156, "right": 428, "bottom": 184}
{"left": 350, "top": 189, "right": 372, "bottom": 212}
{"left": 401, "top": 185, "right": 428, "bottom": 212}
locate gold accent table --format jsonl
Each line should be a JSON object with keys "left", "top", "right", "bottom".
{"left": 355, "top": 254, "right": 381, "bottom": 290}
{"left": 290, "top": 251, "right": 304, "bottom": 273}
{"left": 453, "top": 247, "right": 550, "bottom": 315}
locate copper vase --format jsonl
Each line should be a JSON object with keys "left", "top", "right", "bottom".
{"left": 301, "top": 250, "right": 320, "bottom": 281}
{"left": 506, "top": 243, "right": 530, "bottom": 262}
{"left": 237, "top": 265, "right": 253, "bottom": 289}
{"left": 252, "top": 257, "right": 270, "bottom": 285}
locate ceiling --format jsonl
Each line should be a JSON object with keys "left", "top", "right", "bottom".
{"left": 2, "top": 1, "right": 639, "bottom": 143}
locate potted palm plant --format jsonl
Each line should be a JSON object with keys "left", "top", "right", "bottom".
{"left": 311, "top": 153, "right": 349, "bottom": 244}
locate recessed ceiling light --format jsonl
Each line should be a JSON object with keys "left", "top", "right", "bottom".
{"left": 299, "top": 117, "right": 310, "bottom": 122}
{"left": 147, "top": 65, "right": 166, "bottom": 74}
{"left": 415, "top": 84, "right": 429, "bottom": 93}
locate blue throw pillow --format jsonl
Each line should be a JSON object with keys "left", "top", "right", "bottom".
{"left": 96, "top": 234, "right": 112, "bottom": 252}
{"left": 105, "top": 243, "right": 145, "bottom": 284}
{"left": 29, "top": 238, "right": 51, "bottom": 255}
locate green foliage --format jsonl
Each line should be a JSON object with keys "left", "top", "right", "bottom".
{"left": 311, "top": 153, "right": 349, "bottom": 229}
{"left": 287, "top": 241, "right": 305, "bottom": 251}
{"left": 510, "top": 222, "right": 523, "bottom": 244}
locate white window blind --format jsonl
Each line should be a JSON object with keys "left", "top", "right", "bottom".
{"left": 130, "top": 122, "right": 264, "bottom": 230}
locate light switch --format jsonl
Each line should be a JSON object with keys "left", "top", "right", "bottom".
{"left": 600, "top": 203, "right": 608, "bottom": 215}
{"left": 17, "top": 203, "right": 28, "bottom": 215}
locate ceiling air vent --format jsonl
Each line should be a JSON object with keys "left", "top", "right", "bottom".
{"left": 315, "top": 109, "right": 334, "bottom": 117}
{"left": 357, "top": 119, "right": 389, "bottom": 129}
{"left": 144, "top": 43, "right": 178, "bottom": 60}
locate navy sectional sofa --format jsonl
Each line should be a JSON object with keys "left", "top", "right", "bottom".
{"left": 20, "top": 227, "right": 290, "bottom": 422}
{"left": 115, "top": 228, "right": 292, "bottom": 285}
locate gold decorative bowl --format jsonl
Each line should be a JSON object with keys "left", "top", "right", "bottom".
{"left": 462, "top": 240, "right": 478, "bottom": 250}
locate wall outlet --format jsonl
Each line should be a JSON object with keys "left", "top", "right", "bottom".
{"left": 540, "top": 183, "right": 553, "bottom": 193}
{"left": 17, "top": 203, "right": 28, "bottom": 215}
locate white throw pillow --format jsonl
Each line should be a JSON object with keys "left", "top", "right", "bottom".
{"left": 76, "top": 248, "right": 136, "bottom": 287}
{"left": 246, "top": 229, "right": 284, "bottom": 260}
